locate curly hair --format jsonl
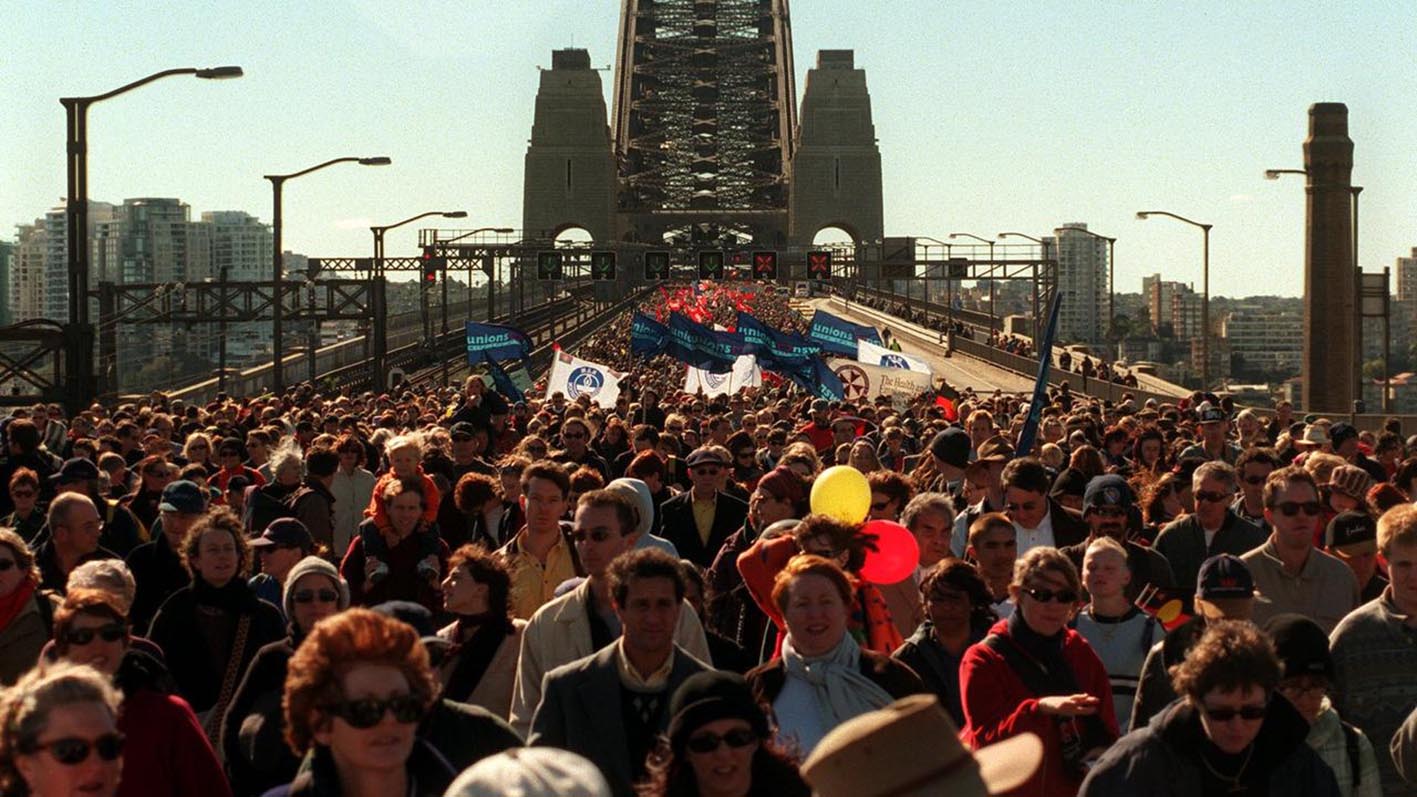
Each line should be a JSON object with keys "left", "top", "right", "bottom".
{"left": 453, "top": 472, "right": 502, "bottom": 514}
{"left": 180, "top": 507, "right": 249, "bottom": 580}
{"left": 1169, "top": 619, "right": 1280, "bottom": 702}
{"left": 282, "top": 608, "right": 437, "bottom": 755}
{"left": 446, "top": 544, "right": 513, "bottom": 622}
{"left": 918, "top": 558, "right": 996, "bottom": 632}
{"left": 790, "top": 513, "right": 871, "bottom": 573}
{"left": 0, "top": 662, "right": 122, "bottom": 796}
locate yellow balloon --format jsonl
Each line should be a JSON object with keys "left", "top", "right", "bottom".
{"left": 810, "top": 466, "right": 872, "bottom": 525}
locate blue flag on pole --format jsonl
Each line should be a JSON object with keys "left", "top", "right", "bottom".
{"left": 481, "top": 351, "right": 526, "bottom": 403}
{"left": 1014, "top": 293, "right": 1063, "bottom": 457}
{"left": 665, "top": 313, "right": 749, "bottom": 373}
{"left": 631, "top": 313, "right": 669, "bottom": 359}
{"left": 465, "top": 322, "right": 531, "bottom": 363}
{"left": 784, "top": 358, "right": 845, "bottom": 401}
{"left": 808, "top": 310, "right": 883, "bottom": 357}
{"left": 736, "top": 312, "right": 822, "bottom": 370}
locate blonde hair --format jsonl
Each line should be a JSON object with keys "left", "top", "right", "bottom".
{"left": 1083, "top": 536, "right": 1129, "bottom": 569}
{"left": 1378, "top": 504, "right": 1417, "bottom": 556}
{"left": 384, "top": 433, "right": 423, "bottom": 459}
{"left": 0, "top": 662, "right": 122, "bottom": 795}
{"left": 1302, "top": 453, "right": 1346, "bottom": 487}
{"left": 1010, "top": 546, "right": 1081, "bottom": 595}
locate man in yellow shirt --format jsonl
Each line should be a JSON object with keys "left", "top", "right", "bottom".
{"left": 497, "top": 462, "right": 583, "bottom": 619}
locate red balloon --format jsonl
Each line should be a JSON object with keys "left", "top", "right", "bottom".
{"left": 858, "top": 520, "right": 919, "bottom": 585}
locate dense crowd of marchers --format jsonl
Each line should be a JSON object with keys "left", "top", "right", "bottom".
{"left": 0, "top": 283, "right": 1416, "bottom": 796}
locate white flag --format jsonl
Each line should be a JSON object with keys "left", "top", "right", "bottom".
{"left": 857, "top": 338, "right": 933, "bottom": 374}
{"left": 685, "top": 354, "right": 761, "bottom": 397}
{"left": 545, "top": 350, "right": 623, "bottom": 409}
{"left": 830, "top": 358, "right": 935, "bottom": 409}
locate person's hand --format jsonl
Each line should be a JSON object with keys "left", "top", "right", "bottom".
{"left": 1037, "top": 694, "right": 1100, "bottom": 717}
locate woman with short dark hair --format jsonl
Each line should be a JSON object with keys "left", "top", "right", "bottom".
{"left": 1082, "top": 620, "right": 1341, "bottom": 796}
{"left": 435, "top": 545, "right": 524, "bottom": 717}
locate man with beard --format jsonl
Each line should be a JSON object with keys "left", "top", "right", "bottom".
{"left": 1061, "top": 475, "right": 1176, "bottom": 603}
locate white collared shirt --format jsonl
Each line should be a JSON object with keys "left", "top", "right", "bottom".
{"left": 1014, "top": 507, "right": 1055, "bottom": 555}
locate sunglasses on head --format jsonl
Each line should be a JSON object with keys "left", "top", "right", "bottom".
{"left": 20, "top": 733, "right": 124, "bottom": 765}
{"left": 292, "top": 589, "right": 339, "bottom": 604}
{"left": 1202, "top": 704, "right": 1267, "bottom": 722}
{"left": 685, "top": 727, "right": 758, "bottom": 754}
{"left": 327, "top": 693, "right": 424, "bottom": 729}
{"left": 64, "top": 623, "right": 126, "bottom": 646}
{"left": 1275, "top": 500, "right": 1322, "bottom": 517}
{"left": 1023, "top": 586, "right": 1078, "bottom": 604}
{"left": 1194, "top": 490, "right": 1231, "bottom": 504}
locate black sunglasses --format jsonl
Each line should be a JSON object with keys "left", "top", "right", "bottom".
{"left": 21, "top": 733, "right": 124, "bottom": 765}
{"left": 0, "top": 560, "right": 15, "bottom": 572}
{"left": 327, "top": 693, "right": 425, "bottom": 729}
{"left": 1023, "top": 586, "right": 1078, "bottom": 604}
{"left": 64, "top": 623, "right": 126, "bottom": 646}
{"left": 1194, "top": 490, "right": 1231, "bottom": 504}
{"left": 571, "top": 529, "right": 615, "bottom": 544}
{"left": 1275, "top": 501, "right": 1322, "bottom": 517}
{"left": 686, "top": 727, "right": 758, "bottom": 754}
{"left": 870, "top": 501, "right": 891, "bottom": 511}
{"left": 292, "top": 589, "right": 340, "bottom": 604}
{"left": 1202, "top": 704, "right": 1267, "bottom": 722}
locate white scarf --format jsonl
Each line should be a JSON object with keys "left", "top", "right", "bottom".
{"left": 781, "top": 633, "right": 895, "bottom": 731}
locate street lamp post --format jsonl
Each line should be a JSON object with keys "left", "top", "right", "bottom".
{"left": 438, "top": 227, "right": 514, "bottom": 322}
{"left": 950, "top": 233, "right": 996, "bottom": 334}
{"left": 916, "top": 236, "right": 952, "bottom": 326}
{"left": 1265, "top": 168, "right": 1364, "bottom": 410}
{"left": 1136, "top": 211, "right": 1212, "bottom": 390}
{"left": 368, "top": 211, "right": 468, "bottom": 390}
{"left": 998, "top": 232, "right": 1050, "bottom": 344}
{"left": 61, "top": 66, "right": 242, "bottom": 404}
{"left": 266, "top": 156, "right": 390, "bottom": 395}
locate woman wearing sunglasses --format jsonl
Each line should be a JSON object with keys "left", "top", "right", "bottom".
{"left": 51, "top": 588, "right": 229, "bottom": 797}
{"left": 221, "top": 556, "right": 350, "bottom": 797}
{"left": 641, "top": 671, "right": 808, "bottom": 797}
{"left": 0, "top": 661, "right": 124, "bottom": 797}
{"left": 960, "top": 546, "right": 1117, "bottom": 797}
{"left": 1082, "top": 620, "right": 1342, "bottom": 796}
{"left": 0, "top": 528, "right": 57, "bottom": 685}
{"left": 271, "top": 608, "right": 455, "bottom": 797}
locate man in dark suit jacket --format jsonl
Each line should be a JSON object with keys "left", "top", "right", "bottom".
{"left": 658, "top": 448, "right": 748, "bottom": 568}
{"left": 529, "top": 549, "right": 712, "bottom": 797}
{"left": 1001, "top": 457, "right": 1089, "bottom": 552}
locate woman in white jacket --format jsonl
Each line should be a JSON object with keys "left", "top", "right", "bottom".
{"left": 330, "top": 434, "right": 376, "bottom": 558}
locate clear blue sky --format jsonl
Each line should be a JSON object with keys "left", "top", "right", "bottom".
{"left": 4, "top": 1, "right": 1414, "bottom": 297}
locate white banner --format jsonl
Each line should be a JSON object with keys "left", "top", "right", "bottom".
{"left": 684, "top": 354, "right": 761, "bottom": 397}
{"left": 829, "top": 358, "right": 934, "bottom": 408}
{"left": 546, "top": 350, "right": 623, "bottom": 409}
{"left": 857, "top": 338, "right": 932, "bottom": 374}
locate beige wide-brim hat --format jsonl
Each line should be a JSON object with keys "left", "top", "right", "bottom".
{"left": 802, "top": 695, "right": 1042, "bottom": 797}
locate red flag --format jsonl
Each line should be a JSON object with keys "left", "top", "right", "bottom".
{"left": 934, "top": 395, "right": 958, "bottom": 421}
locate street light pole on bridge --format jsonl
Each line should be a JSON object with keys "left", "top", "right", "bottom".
{"left": 949, "top": 233, "right": 995, "bottom": 334}
{"left": 1136, "top": 211, "right": 1211, "bottom": 390}
{"left": 998, "top": 232, "right": 1050, "bottom": 345}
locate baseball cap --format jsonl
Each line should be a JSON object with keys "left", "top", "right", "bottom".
{"left": 1264, "top": 614, "right": 1335, "bottom": 681}
{"left": 248, "top": 517, "right": 314, "bottom": 550}
{"left": 1197, "top": 406, "right": 1228, "bottom": 425}
{"left": 1197, "top": 554, "right": 1254, "bottom": 600}
{"left": 1082, "top": 474, "right": 1133, "bottom": 513}
{"left": 449, "top": 421, "right": 479, "bottom": 439}
{"left": 1325, "top": 510, "right": 1377, "bottom": 550}
{"left": 1328, "top": 465, "right": 1373, "bottom": 501}
{"left": 158, "top": 480, "right": 207, "bottom": 514}
{"left": 1328, "top": 422, "right": 1358, "bottom": 448}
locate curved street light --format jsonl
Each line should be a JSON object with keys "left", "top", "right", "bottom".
{"left": 951, "top": 233, "right": 998, "bottom": 331}
{"left": 998, "top": 232, "right": 1050, "bottom": 341}
{"left": 1136, "top": 210, "right": 1212, "bottom": 389}
{"left": 265, "top": 156, "right": 391, "bottom": 393}
{"left": 62, "top": 65, "right": 243, "bottom": 403}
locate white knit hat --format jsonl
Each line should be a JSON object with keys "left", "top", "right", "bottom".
{"left": 443, "top": 748, "right": 611, "bottom": 797}
{"left": 281, "top": 556, "right": 350, "bottom": 619}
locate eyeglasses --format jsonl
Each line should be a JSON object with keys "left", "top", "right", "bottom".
{"left": 1275, "top": 501, "right": 1323, "bottom": 517}
{"left": 20, "top": 733, "right": 124, "bottom": 765}
{"left": 693, "top": 466, "right": 722, "bottom": 475}
{"left": 562, "top": 432, "right": 586, "bottom": 440}
{"left": 327, "top": 693, "right": 425, "bottom": 728}
{"left": 1277, "top": 681, "right": 1328, "bottom": 699}
{"left": 685, "top": 727, "right": 758, "bottom": 754}
{"left": 571, "top": 529, "right": 616, "bottom": 544}
{"left": 1022, "top": 586, "right": 1078, "bottom": 604}
{"left": 64, "top": 623, "right": 126, "bottom": 646}
{"left": 1201, "top": 704, "right": 1267, "bottom": 722}
{"left": 927, "top": 590, "right": 970, "bottom": 605}
{"left": 735, "top": 451, "right": 755, "bottom": 459}
{"left": 1194, "top": 490, "right": 1231, "bottom": 504}
{"left": 1005, "top": 501, "right": 1038, "bottom": 513}
{"left": 0, "top": 560, "right": 15, "bottom": 572}
{"left": 292, "top": 589, "right": 340, "bottom": 604}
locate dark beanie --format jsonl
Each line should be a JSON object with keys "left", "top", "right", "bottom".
{"left": 929, "top": 428, "right": 970, "bottom": 469}
{"left": 667, "top": 671, "right": 768, "bottom": 755}
{"left": 1264, "top": 613, "right": 1334, "bottom": 681}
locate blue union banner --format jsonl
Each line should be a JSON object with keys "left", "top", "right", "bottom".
{"left": 808, "top": 310, "right": 883, "bottom": 356}
{"left": 465, "top": 322, "right": 532, "bottom": 363}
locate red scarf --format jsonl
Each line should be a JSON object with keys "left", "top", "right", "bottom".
{"left": 0, "top": 576, "right": 38, "bottom": 630}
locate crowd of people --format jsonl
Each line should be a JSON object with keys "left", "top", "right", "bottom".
{"left": 1, "top": 282, "right": 1416, "bottom": 797}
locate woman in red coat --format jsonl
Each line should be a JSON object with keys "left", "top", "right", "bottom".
{"left": 960, "top": 546, "right": 1118, "bottom": 797}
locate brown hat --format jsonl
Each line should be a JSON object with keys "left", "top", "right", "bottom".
{"left": 976, "top": 435, "right": 1016, "bottom": 463}
{"left": 1328, "top": 464, "right": 1373, "bottom": 501}
{"left": 801, "top": 695, "right": 1041, "bottom": 797}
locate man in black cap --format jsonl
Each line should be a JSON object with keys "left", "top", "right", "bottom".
{"left": 1178, "top": 406, "right": 1243, "bottom": 464}
{"left": 1329, "top": 422, "right": 1388, "bottom": 484}
{"left": 125, "top": 479, "right": 209, "bottom": 630}
{"left": 659, "top": 448, "right": 746, "bottom": 568}
{"left": 1061, "top": 475, "right": 1175, "bottom": 603}
{"left": 907, "top": 427, "right": 970, "bottom": 501}
{"left": 1326, "top": 510, "right": 1388, "bottom": 604}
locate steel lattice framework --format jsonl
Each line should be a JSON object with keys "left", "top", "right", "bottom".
{"left": 614, "top": 0, "right": 796, "bottom": 245}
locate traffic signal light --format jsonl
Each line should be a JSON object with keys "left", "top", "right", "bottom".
{"left": 752, "top": 251, "right": 778, "bottom": 280}
{"left": 807, "top": 250, "right": 832, "bottom": 281}
{"left": 590, "top": 251, "right": 616, "bottom": 281}
{"left": 420, "top": 246, "right": 444, "bottom": 284}
{"left": 698, "top": 251, "right": 725, "bottom": 281}
{"left": 644, "top": 251, "right": 670, "bottom": 281}
{"left": 536, "top": 251, "right": 563, "bottom": 281}
{"left": 947, "top": 258, "right": 969, "bottom": 279}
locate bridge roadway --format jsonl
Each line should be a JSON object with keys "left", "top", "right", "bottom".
{"left": 799, "top": 297, "right": 1036, "bottom": 394}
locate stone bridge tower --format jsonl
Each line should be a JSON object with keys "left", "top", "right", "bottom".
{"left": 522, "top": 49, "right": 617, "bottom": 242}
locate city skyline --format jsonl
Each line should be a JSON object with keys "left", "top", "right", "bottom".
{"left": 4, "top": 1, "right": 1415, "bottom": 299}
